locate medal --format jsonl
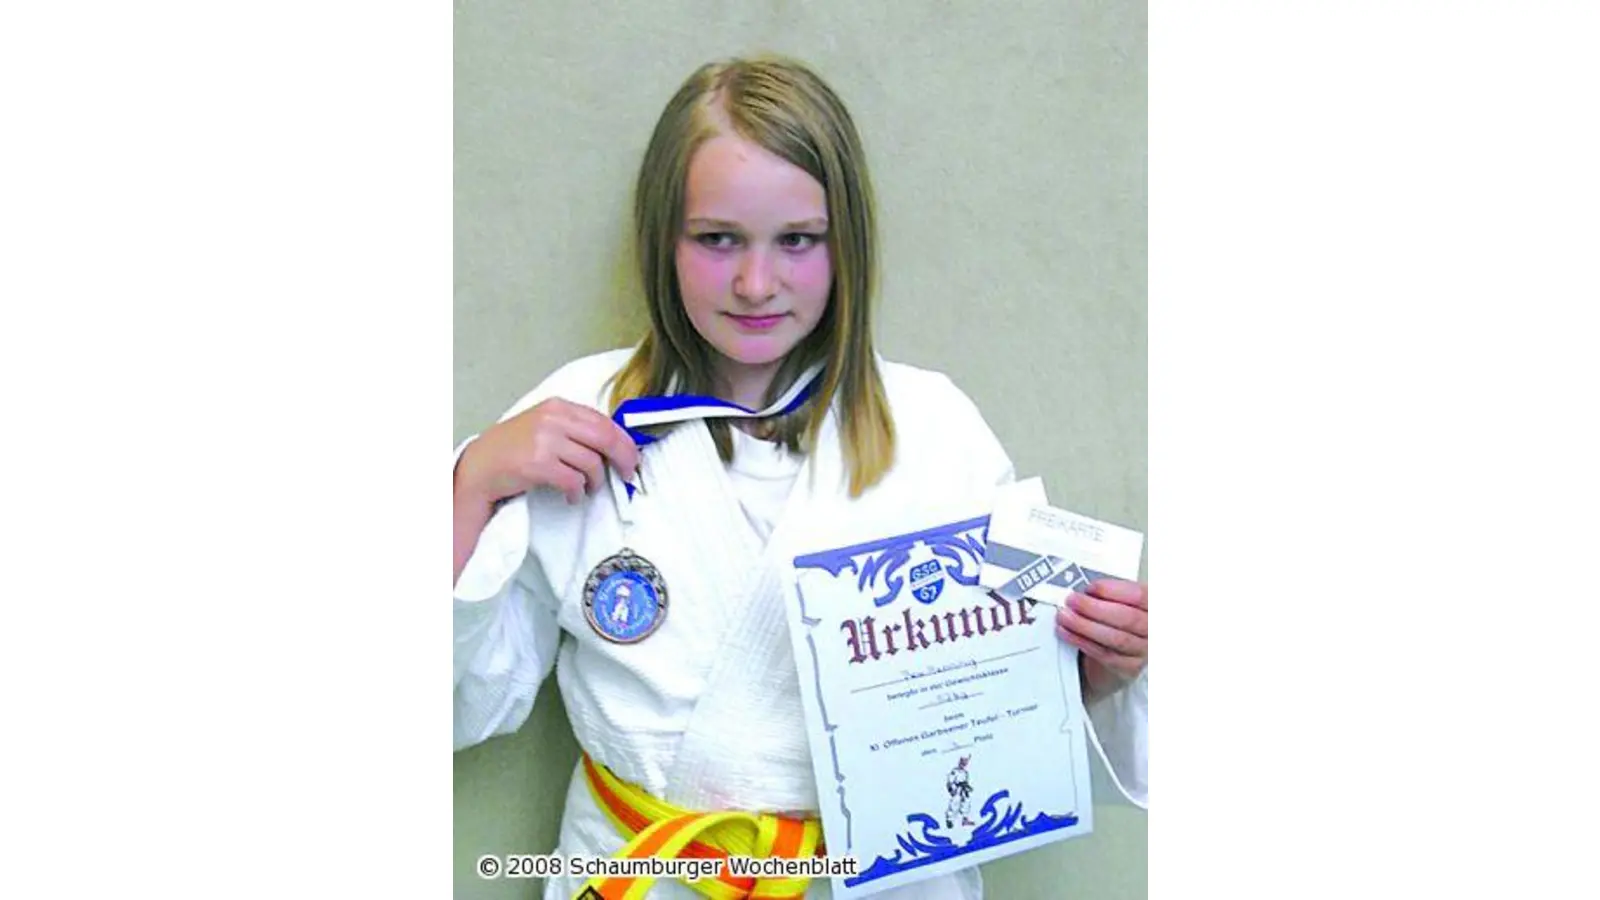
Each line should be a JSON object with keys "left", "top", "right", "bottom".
{"left": 585, "top": 365, "right": 821, "bottom": 642}
{"left": 583, "top": 548, "right": 669, "bottom": 644}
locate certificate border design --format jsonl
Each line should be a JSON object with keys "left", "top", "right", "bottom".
{"left": 795, "top": 515, "right": 991, "bottom": 607}
{"left": 847, "top": 788, "right": 1081, "bottom": 887}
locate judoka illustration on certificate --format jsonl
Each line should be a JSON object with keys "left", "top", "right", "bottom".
{"left": 453, "top": 54, "right": 1149, "bottom": 900}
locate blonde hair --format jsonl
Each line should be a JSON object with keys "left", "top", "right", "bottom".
{"left": 606, "top": 55, "right": 895, "bottom": 497}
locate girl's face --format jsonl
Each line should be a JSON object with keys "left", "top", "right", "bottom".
{"left": 676, "top": 133, "right": 833, "bottom": 399}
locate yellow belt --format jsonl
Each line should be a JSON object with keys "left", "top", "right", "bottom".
{"left": 577, "top": 752, "right": 825, "bottom": 900}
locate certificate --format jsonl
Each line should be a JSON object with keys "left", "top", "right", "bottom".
{"left": 784, "top": 485, "right": 1115, "bottom": 899}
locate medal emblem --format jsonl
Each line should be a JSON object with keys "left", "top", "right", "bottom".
{"left": 583, "top": 548, "right": 668, "bottom": 644}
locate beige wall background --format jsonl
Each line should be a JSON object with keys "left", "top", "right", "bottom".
{"left": 454, "top": 1, "right": 1146, "bottom": 897}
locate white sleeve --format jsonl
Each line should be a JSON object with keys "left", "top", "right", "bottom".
{"left": 452, "top": 492, "right": 561, "bottom": 752}
{"left": 451, "top": 405, "right": 557, "bottom": 751}
{"left": 452, "top": 431, "right": 561, "bottom": 751}
{"left": 449, "top": 349, "right": 633, "bottom": 752}
{"left": 1084, "top": 665, "right": 1149, "bottom": 808}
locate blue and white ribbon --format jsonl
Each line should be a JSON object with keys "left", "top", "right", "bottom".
{"left": 611, "top": 361, "right": 825, "bottom": 446}
{"left": 609, "top": 362, "right": 825, "bottom": 501}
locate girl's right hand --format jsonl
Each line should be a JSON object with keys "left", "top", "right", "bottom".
{"left": 455, "top": 398, "right": 641, "bottom": 508}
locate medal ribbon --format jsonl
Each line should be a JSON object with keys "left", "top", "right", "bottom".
{"left": 608, "top": 362, "right": 825, "bottom": 501}
{"left": 611, "top": 362, "right": 825, "bottom": 446}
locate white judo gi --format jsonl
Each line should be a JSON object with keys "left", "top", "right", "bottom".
{"left": 454, "top": 349, "right": 1149, "bottom": 899}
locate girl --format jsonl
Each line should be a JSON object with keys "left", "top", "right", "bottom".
{"left": 453, "top": 55, "right": 1149, "bottom": 900}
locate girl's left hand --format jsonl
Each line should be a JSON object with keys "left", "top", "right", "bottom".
{"left": 1056, "top": 578, "right": 1148, "bottom": 690}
